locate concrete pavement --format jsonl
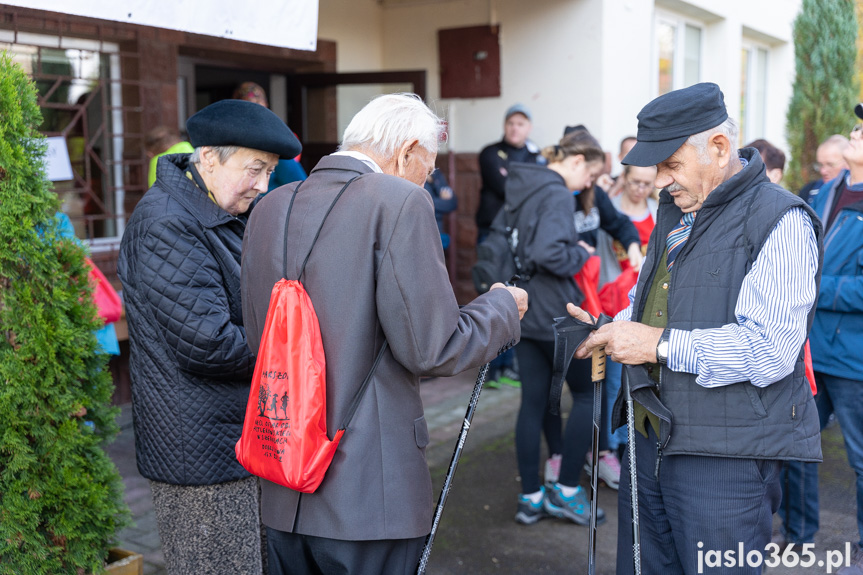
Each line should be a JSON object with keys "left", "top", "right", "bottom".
{"left": 106, "top": 369, "right": 860, "bottom": 574}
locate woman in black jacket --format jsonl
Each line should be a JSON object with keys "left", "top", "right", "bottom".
{"left": 500, "top": 129, "right": 609, "bottom": 526}
{"left": 119, "top": 100, "right": 301, "bottom": 574}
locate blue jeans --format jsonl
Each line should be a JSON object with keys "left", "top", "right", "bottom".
{"left": 779, "top": 372, "right": 863, "bottom": 547}
{"left": 604, "top": 359, "right": 628, "bottom": 452}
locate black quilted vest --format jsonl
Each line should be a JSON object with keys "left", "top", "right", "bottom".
{"left": 622, "top": 150, "right": 823, "bottom": 462}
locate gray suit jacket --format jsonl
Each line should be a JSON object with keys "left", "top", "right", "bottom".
{"left": 241, "top": 155, "right": 521, "bottom": 541}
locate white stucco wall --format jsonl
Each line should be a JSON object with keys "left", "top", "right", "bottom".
{"left": 318, "top": 0, "right": 384, "bottom": 71}
{"left": 378, "top": 0, "right": 605, "bottom": 153}
{"left": 318, "top": 0, "right": 800, "bottom": 158}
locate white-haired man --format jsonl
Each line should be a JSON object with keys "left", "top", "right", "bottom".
{"left": 799, "top": 134, "right": 850, "bottom": 203}
{"left": 241, "top": 93, "right": 527, "bottom": 574}
{"left": 571, "top": 83, "right": 823, "bottom": 574}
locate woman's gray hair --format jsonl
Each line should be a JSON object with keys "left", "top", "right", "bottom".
{"left": 189, "top": 145, "right": 239, "bottom": 165}
{"left": 686, "top": 117, "right": 739, "bottom": 165}
{"left": 339, "top": 93, "right": 445, "bottom": 160}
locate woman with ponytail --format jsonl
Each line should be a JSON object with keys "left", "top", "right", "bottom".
{"left": 497, "top": 129, "right": 609, "bottom": 527}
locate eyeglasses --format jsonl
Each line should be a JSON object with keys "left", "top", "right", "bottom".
{"left": 627, "top": 180, "right": 653, "bottom": 190}
{"left": 813, "top": 160, "right": 843, "bottom": 172}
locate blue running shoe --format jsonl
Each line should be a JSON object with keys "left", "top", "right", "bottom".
{"left": 543, "top": 484, "right": 605, "bottom": 526}
{"left": 514, "top": 487, "right": 548, "bottom": 525}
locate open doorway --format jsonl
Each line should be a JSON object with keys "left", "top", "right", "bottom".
{"left": 194, "top": 65, "right": 270, "bottom": 110}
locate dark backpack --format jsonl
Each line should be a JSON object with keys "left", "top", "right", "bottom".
{"left": 471, "top": 210, "right": 527, "bottom": 294}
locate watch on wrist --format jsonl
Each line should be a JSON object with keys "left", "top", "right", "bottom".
{"left": 656, "top": 328, "right": 670, "bottom": 365}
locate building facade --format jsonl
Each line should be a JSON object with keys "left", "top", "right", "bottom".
{"left": 2, "top": 0, "right": 800, "bottom": 397}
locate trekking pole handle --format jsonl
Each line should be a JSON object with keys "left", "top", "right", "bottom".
{"left": 591, "top": 346, "right": 606, "bottom": 382}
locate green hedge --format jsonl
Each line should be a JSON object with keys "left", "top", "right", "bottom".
{"left": 0, "top": 51, "right": 130, "bottom": 574}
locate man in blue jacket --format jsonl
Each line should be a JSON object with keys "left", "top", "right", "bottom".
{"left": 781, "top": 106, "right": 863, "bottom": 572}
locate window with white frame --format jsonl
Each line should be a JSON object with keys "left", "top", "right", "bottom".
{"left": 0, "top": 30, "right": 130, "bottom": 248}
{"left": 654, "top": 13, "right": 703, "bottom": 97}
{"left": 740, "top": 42, "right": 769, "bottom": 144}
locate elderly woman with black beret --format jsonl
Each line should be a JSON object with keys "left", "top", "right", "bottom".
{"left": 118, "top": 100, "right": 301, "bottom": 574}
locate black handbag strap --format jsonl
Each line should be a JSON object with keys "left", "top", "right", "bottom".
{"left": 279, "top": 174, "right": 387, "bottom": 432}
{"left": 339, "top": 340, "right": 389, "bottom": 431}
{"left": 282, "top": 175, "right": 361, "bottom": 280}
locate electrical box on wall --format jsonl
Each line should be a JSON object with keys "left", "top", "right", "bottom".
{"left": 438, "top": 25, "right": 501, "bottom": 99}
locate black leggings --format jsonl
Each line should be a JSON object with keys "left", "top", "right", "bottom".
{"left": 515, "top": 337, "right": 608, "bottom": 494}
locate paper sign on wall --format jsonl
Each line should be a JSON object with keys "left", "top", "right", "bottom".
{"left": 4, "top": 0, "right": 319, "bottom": 52}
{"left": 44, "top": 137, "right": 74, "bottom": 182}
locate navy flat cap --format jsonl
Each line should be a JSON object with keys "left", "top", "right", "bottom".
{"left": 623, "top": 82, "right": 729, "bottom": 167}
{"left": 186, "top": 99, "right": 302, "bottom": 159}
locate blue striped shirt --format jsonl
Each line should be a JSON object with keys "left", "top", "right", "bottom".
{"left": 614, "top": 206, "right": 818, "bottom": 388}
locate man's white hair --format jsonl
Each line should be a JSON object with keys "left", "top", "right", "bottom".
{"left": 686, "top": 117, "right": 739, "bottom": 165}
{"left": 189, "top": 145, "right": 239, "bottom": 165}
{"left": 820, "top": 134, "right": 850, "bottom": 152}
{"left": 339, "top": 93, "right": 445, "bottom": 159}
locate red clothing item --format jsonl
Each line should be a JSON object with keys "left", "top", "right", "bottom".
{"left": 614, "top": 211, "right": 655, "bottom": 273}
{"left": 827, "top": 179, "right": 863, "bottom": 230}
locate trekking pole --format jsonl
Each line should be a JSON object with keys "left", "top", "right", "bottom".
{"left": 416, "top": 361, "right": 490, "bottom": 575}
{"left": 587, "top": 346, "right": 606, "bottom": 575}
{"left": 623, "top": 367, "right": 642, "bottom": 575}
{"left": 417, "top": 275, "right": 519, "bottom": 575}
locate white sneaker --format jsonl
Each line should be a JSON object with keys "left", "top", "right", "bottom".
{"left": 584, "top": 451, "right": 621, "bottom": 490}
{"left": 544, "top": 454, "right": 562, "bottom": 485}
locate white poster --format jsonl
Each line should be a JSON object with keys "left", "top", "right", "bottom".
{"left": 4, "top": 0, "right": 319, "bottom": 52}
{"left": 44, "top": 137, "right": 74, "bottom": 182}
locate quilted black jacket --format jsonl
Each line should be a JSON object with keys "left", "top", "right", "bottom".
{"left": 118, "top": 154, "right": 255, "bottom": 485}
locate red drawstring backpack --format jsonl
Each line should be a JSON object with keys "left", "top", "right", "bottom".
{"left": 236, "top": 176, "right": 387, "bottom": 493}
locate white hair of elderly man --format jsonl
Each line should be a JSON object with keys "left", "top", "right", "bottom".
{"left": 339, "top": 93, "right": 445, "bottom": 160}
{"left": 686, "top": 117, "right": 739, "bottom": 165}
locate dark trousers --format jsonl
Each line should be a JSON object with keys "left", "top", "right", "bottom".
{"left": 266, "top": 527, "right": 425, "bottom": 575}
{"left": 779, "top": 372, "right": 863, "bottom": 548}
{"left": 616, "top": 426, "right": 781, "bottom": 575}
{"left": 515, "top": 337, "right": 607, "bottom": 493}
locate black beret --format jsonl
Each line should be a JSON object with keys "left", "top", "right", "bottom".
{"left": 186, "top": 99, "right": 302, "bottom": 160}
{"left": 855, "top": 103, "right": 863, "bottom": 120}
{"left": 623, "top": 82, "right": 728, "bottom": 167}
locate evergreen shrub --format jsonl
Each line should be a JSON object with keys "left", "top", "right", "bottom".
{"left": 0, "top": 52, "right": 129, "bottom": 574}
{"left": 785, "top": 0, "right": 859, "bottom": 191}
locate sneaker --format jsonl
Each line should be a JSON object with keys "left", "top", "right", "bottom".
{"left": 515, "top": 488, "right": 548, "bottom": 525}
{"left": 484, "top": 368, "right": 501, "bottom": 389}
{"left": 498, "top": 367, "right": 521, "bottom": 388}
{"left": 544, "top": 454, "right": 562, "bottom": 486}
{"left": 584, "top": 451, "right": 621, "bottom": 490}
{"left": 543, "top": 483, "right": 605, "bottom": 526}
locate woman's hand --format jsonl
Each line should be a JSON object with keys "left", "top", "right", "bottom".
{"left": 627, "top": 242, "right": 643, "bottom": 271}
{"left": 578, "top": 240, "right": 596, "bottom": 255}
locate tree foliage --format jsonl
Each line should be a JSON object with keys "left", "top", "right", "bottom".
{"left": 0, "top": 51, "right": 129, "bottom": 574}
{"left": 785, "top": 0, "right": 859, "bottom": 191}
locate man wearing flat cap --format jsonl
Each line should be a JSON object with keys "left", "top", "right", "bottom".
{"left": 570, "top": 82, "right": 823, "bottom": 574}
{"left": 242, "top": 93, "right": 527, "bottom": 574}
{"left": 119, "top": 99, "right": 301, "bottom": 574}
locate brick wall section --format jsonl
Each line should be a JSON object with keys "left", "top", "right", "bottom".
{"left": 441, "top": 152, "right": 482, "bottom": 305}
